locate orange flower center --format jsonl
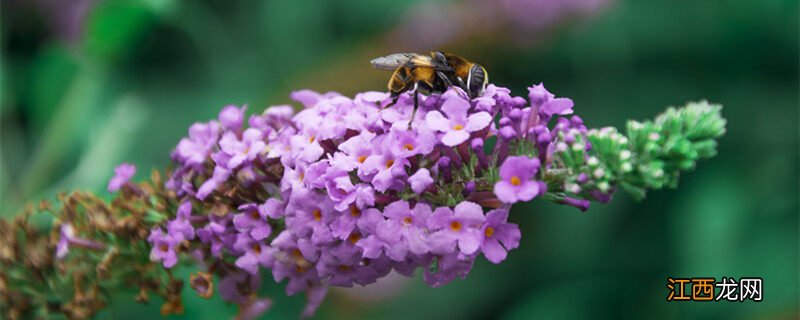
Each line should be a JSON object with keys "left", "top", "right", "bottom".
{"left": 385, "top": 159, "right": 395, "bottom": 168}
{"left": 337, "top": 265, "right": 352, "bottom": 272}
{"left": 402, "top": 217, "right": 413, "bottom": 225}
{"left": 484, "top": 227, "right": 495, "bottom": 237}
{"left": 510, "top": 176, "right": 521, "bottom": 186}
{"left": 453, "top": 124, "right": 464, "bottom": 131}
{"left": 312, "top": 209, "right": 322, "bottom": 221}
{"left": 404, "top": 143, "right": 415, "bottom": 151}
{"left": 250, "top": 211, "right": 260, "bottom": 219}
{"left": 308, "top": 135, "right": 316, "bottom": 143}
{"left": 357, "top": 155, "right": 367, "bottom": 163}
{"left": 295, "top": 265, "right": 308, "bottom": 273}
{"left": 348, "top": 232, "right": 361, "bottom": 244}
{"left": 160, "top": 244, "right": 169, "bottom": 252}
{"left": 252, "top": 243, "right": 262, "bottom": 254}
{"left": 292, "top": 249, "right": 303, "bottom": 258}
{"left": 349, "top": 206, "right": 361, "bottom": 217}
{"left": 450, "top": 221, "right": 462, "bottom": 231}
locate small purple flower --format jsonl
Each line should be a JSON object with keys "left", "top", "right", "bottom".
{"left": 107, "top": 163, "right": 135, "bottom": 192}
{"left": 219, "top": 270, "right": 261, "bottom": 304}
{"left": 387, "top": 126, "right": 437, "bottom": 158}
{"left": 408, "top": 168, "right": 434, "bottom": 194}
{"left": 148, "top": 228, "right": 182, "bottom": 268}
{"left": 271, "top": 244, "right": 323, "bottom": 295}
{"left": 289, "top": 130, "right": 325, "bottom": 164}
{"left": 234, "top": 234, "right": 275, "bottom": 275}
{"left": 236, "top": 296, "right": 272, "bottom": 320}
{"left": 259, "top": 198, "right": 286, "bottom": 220}
{"left": 167, "top": 201, "right": 195, "bottom": 241}
{"left": 285, "top": 191, "right": 337, "bottom": 245}
{"left": 494, "top": 156, "right": 541, "bottom": 204}
{"left": 233, "top": 203, "right": 273, "bottom": 241}
{"left": 56, "top": 223, "right": 105, "bottom": 259}
{"left": 56, "top": 224, "right": 74, "bottom": 259}
{"left": 197, "top": 216, "right": 236, "bottom": 258}
{"left": 290, "top": 89, "right": 340, "bottom": 109}
{"left": 237, "top": 297, "right": 273, "bottom": 320}
{"left": 541, "top": 98, "right": 574, "bottom": 117}
{"left": 325, "top": 172, "right": 374, "bottom": 211}
{"left": 528, "top": 83, "right": 554, "bottom": 107}
{"left": 561, "top": 196, "right": 590, "bottom": 211}
{"left": 337, "top": 131, "right": 377, "bottom": 174}
{"left": 480, "top": 208, "right": 521, "bottom": 264}
{"left": 377, "top": 201, "right": 432, "bottom": 260}
{"left": 427, "top": 201, "right": 485, "bottom": 255}
{"left": 425, "top": 94, "right": 493, "bottom": 146}
{"left": 176, "top": 121, "right": 220, "bottom": 168}
{"left": 219, "top": 104, "right": 246, "bottom": 132}
{"left": 219, "top": 128, "right": 267, "bottom": 169}
{"left": 528, "top": 83, "right": 573, "bottom": 124}
{"left": 301, "top": 285, "right": 329, "bottom": 319}
{"left": 315, "top": 241, "right": 365, "bottom": 287}
{"left": 423, "top": 252, "right": 475, "bottom": 288}
{"left": 361, "top": 151, "right": 408, "bottom": 192}
{"left": 196, "top": 165, "right": 231, "bottom": 200}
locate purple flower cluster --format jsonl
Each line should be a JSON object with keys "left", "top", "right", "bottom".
{"left": 155, "top": 82, "right": 591, "bottom": 318}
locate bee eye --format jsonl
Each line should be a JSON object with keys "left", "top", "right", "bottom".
{"left": 434, "top": 52, "right": 447, "bottom": 63}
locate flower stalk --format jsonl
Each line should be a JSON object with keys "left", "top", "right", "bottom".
{"left": 1, "top": 82, "right": 725, "bottom": 319}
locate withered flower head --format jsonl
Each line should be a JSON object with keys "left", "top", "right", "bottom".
{"left": 190, "top": 271, "right": 215, "bottom": 299}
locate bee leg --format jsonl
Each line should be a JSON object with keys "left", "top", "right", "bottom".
{"left": 383, "top": 93, "right": 400, "bottom": 109}
{"left": 408, "top": 83, "right": 420, "bottom": 130}
{"left": 436, "top": 71, "right": 455, "bottom": 89}
{"left": 455, "top": 77, "right": 472, "bottom": 99}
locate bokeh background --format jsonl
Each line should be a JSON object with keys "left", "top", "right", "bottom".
{"left": 2, "top": 0, "right": 798, "bottom": 318}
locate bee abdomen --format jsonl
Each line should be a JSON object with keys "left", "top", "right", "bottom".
{"left": 467, "top": 64, "right": 487, "bottom": 98}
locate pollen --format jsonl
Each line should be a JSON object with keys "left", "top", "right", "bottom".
{"left": 450, "top": 221, "right": 462, "bottom": 231}
{"left": 385, "top": 159, "right": 395, "bottom": 168}
{"left": 312, "top": 209, "right": 322, "bottom": 221}
{"left": 453, "top": 124, "right": 464, "bottom": 131}
{"left": 250, "top": 211, "right": 260, "bottom": 219}
{"left": 404, "top": 143, "right": 415, "bottom": 151}
{"left": 160, "top": 244, "right": 169, "bottom": 252}
{"left": 402, "top": 217, "right": 413, "bottom": 225}
{"left": 252, "top": 243, "right": 262, "bottom": 254}
{"left": 292, "top": 249, "right": 303, "bottom": 258}
{"left": 308, "top": 135, "right": 316, "bottom": 143}
{"left": 484, "top": 227, "right": 495, "bottom": 237}
{"left": 510, "top": 176, "right": 521, "bottom": 186}
{"left": 357, "top": 155, "right": 367, "bottom": 163}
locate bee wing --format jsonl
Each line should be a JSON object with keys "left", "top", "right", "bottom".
{"left": 371, "top": 53, "right": 432, "bottom": 70}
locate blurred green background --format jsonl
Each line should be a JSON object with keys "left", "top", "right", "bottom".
{"left": 2, "top": 0, "right": 798, "bottom": 319}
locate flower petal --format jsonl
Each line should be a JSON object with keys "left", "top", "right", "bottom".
{"left": 465, "top": 112, "right": 492, "bottom": 132}
{"left": 481, "top": 238, "right": 507, "bottom": 264}
{"left": 458, "top": 229, "right": 482, "bottom": 255}
{"left": 494, "top": 181, "right": 520, "bottom": 204}
{"left": 441, "top": 130, "right": 470, "bottom": 147}
{"left": 425, "top": 111, "right": 450, "bottom": 132}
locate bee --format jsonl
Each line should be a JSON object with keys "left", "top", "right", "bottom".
{"left": 370, "top": 52, "right": 488, "bottom": 124}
